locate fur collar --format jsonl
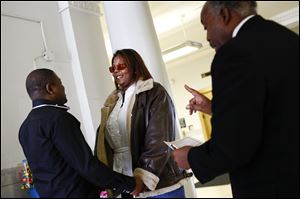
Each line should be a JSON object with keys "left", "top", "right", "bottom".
{"left": 104, "top": 78, "right": 154, "bottom": 107}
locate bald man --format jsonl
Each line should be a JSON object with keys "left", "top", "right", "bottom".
{"left": 19, "top": 68, "right": 139, "bottom": 197}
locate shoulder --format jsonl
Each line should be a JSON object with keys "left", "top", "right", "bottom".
{"left": 147, "top": 83, "right": 173, "bottom": 106}
{"left": 56, "top": 109, "right": 80, "bottom": 126}
{"left": 135, "top": 79, "right": 171, "bottom": 101}
{"left": 34, "top": 107, "right": 79, "bottom": 125}
{"left": 152, "top": 82, "right": 168, "bottom": 94}
{"left": 19, "top": 107, "right": 80, "bottom": 140}
{"left": 142, "top": 81, "right": 168, "bottom": 95}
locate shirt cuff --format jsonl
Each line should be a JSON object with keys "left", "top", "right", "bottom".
{"left": 133, "top": 168, "right": 160, "bottom": 191}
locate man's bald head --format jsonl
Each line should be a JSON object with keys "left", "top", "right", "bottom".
{"left": 26, "top": 68, "right": 67, "bottom": 105}
{"left": 26, "top": 69, "right": 56, "bottom": 99}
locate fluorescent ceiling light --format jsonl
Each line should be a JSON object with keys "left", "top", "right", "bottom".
{"left": 162, "top": 40, "right": 202, "bottom": 63}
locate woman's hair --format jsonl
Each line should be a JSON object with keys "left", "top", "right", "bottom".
{"left": 207, "top": 1, "right": 257, "bottom": 17}
{"left": 112, "top": 49, "right": 153, "bottom": 88}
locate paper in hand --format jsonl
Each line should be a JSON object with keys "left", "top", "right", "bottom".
{"left": 164, "top": 137, "right": 202, "bottom": 150}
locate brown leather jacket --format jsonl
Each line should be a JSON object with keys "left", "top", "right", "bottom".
{"left": 95, "top": 79, "right": 187, "bottom": 191}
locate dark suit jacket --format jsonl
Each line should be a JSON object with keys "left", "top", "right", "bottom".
{"left": 188, "top": 15, "right": 299, "bottom": 197}
{"left": 19, "top": 99, "right": 135, "bottom": 198}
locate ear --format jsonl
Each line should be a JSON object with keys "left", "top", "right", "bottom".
{"left": 219, "top": 7, "right": 231, "bottom": 25}
{"left": 45, "top": 83, "right": 54, "bottom": 95}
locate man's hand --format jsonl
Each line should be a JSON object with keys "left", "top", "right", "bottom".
{"left": 185, "top": 84, "right": 212, "bottom": 115}
{"left": 172, "top": 146, "right": 193, "bottom": 170}
{"left": 131, "top": 176, "right": 144, "bottom": 197}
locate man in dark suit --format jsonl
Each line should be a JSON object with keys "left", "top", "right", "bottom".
{"left": 19, "top": 68, "right": 141, "bottom": 197}
{"left": 172, "top": 1, "right": 299, "bottom": 197}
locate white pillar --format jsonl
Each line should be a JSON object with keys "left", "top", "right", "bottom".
{"left": 58, "top": 1, "right": 114, "bottom": 150}
{"left": 103, "top": 1, "right": 172, "bottom": 92}
{"left": 103, "top": 1, "right": 197, "bottom": 197}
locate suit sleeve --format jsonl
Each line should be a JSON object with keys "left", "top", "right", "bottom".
{"left": 52, "top": 113, "right": 135, "bottom": 192}
{"left": 188, "top": 43, "right": 265, "bottom": 183}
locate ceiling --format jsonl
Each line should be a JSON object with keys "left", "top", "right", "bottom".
{"left": 148, "top": 1, "right": 299, "bottom": 51}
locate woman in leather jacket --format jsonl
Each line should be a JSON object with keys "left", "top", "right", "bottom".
{"left": 95, "top": 49, "right": 190, "bottom": 198}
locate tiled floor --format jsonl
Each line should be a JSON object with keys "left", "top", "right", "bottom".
{"left": 196, "top": 184, "right": 232, "bottom": 198}
{"left": 192, "top": 173, "right": 232, "bottom": 198}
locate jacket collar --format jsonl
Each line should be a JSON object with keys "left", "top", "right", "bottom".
{"left": 236, "top": 15, "right": 264, "bottom": 36}
{"left": 32, "top": 99, "right": 56, "bottom": 107}
{"left": 32, "top": 99, "right": 69, "bottom": 110}
{"left": 103, "top": 79, "right": 154, "bottom": 108}
{"left": 135, "top": 78, "right": 153, "bottom": 94}
{"left": 232, "top": 15, "right": 255, "bottom": 38}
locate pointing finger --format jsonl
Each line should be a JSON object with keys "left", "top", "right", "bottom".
{"left": 184, "top": 84, "right": 199, "bottom": 97}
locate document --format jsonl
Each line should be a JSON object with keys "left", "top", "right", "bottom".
{"left": 164, "top": 136, "right": 203, "bottom": 150}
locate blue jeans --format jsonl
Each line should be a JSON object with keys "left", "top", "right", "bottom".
{"left": 28, "top": 187, "right": 39, "bottom": 198}
{"left": 149, "top": 186, "right": 185, "bottom": 198}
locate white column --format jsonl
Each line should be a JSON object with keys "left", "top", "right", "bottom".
{"left": 103, "top": 1, "right": 172, "bottom": 92}
{"left": 103, "top": 2, "right": 196, "bottom": 197}
{"left": 58, "top": 1, "right": 114, "bottom": 150}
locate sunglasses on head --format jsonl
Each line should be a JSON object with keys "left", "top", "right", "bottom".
{"left": 109, "top": 63, "right": 127, "bottom": 73}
